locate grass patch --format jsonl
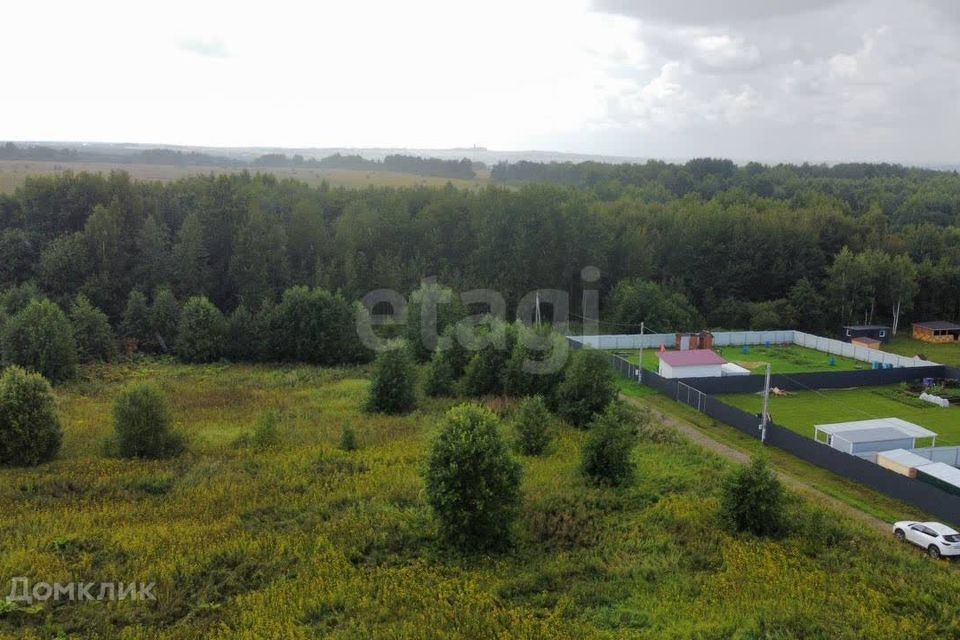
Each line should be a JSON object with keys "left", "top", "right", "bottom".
{"left": 886, "top": 334, "right": 960, "bottom": 367}
{"left": 720, "top": 384, "right": 960, "bottom": 444}
{"left": 613, "top": 343, "right": 865, "bottom": 374}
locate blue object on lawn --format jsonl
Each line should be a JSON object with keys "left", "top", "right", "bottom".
{"left": 741, "top": 346, "right": 749, "bottom": 354}
{"left": 828, "top": 357, "right": 836, "bottom": 367}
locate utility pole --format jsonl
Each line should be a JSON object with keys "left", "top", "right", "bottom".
{"left": 759, "top": 363, "right": 771, "bottom": 444}
{"left": 637, "top": 321, "right": 644, "bottom": 383}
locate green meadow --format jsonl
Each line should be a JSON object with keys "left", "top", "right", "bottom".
{"left": 3, "top": 361, "right": 960, "bottom": 638}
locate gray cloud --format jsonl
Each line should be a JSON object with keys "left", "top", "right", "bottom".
{"left": 581, "top": 0, "right": 960, "bottom": 163}
{"left": 592, "top": 0, "right": 848, "bottom": 26}
{"left": 177, "top": 36, "right": 229, "bottom": 58}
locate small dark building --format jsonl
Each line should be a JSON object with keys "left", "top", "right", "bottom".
{"left": 842, "top": 325, "right": 891, "bottom": 344}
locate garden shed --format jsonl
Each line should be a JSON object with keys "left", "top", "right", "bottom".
{"left": 912, "top": 321, "right": 960, "bottom": 344}
{"left": 657, "top": 349, "right": 726, "bottom": 379}
{"left": 875, "top": 448, "right": 934, "bottom": 478}
{"left": 842, "top": 325, "right": 890, "bottom": 344}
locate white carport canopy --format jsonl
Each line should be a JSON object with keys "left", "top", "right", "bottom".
{"left": 814, "top": 418, "right": 937, "bottom": 447}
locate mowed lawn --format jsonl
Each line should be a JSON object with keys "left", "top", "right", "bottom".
{"left": 886, "top": 334, "right": 960, "bottom": 367}
{"left": 613, "top": 344, "right": 864, "bottom": 375}
{"left": 4, "top": 361, "right": 960, "bottom": 638}
{"left": 721, "top": 385, "right": 960, "bottom": 444}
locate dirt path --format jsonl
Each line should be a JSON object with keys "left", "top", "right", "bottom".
{"left": 623, "top": 395, "right": 892, "bottom": 535}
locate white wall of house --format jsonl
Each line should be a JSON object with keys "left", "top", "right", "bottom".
{"left": 658, "top": 362, "right": 724, "bottom": 379}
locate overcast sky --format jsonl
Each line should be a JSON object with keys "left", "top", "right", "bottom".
{"left": 2, "top": 0, "right": 958, "bottom": 163}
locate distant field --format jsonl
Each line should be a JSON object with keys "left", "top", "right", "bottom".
{"left": 611, "top": 344, "right": 864, "bottom": 375}
{"left": 0, "top": 160, "right": 489, "bottom": 193}
{"left": 721, "top": 385, "right": 960, "bottom": 445}
{"left": 886, "top": 334, "right": 960, "bottom": 367}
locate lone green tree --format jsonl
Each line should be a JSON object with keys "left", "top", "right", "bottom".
{"left": 0, "top": 366, "right": 62, "bottom": 466}
{"left": 112, "top": 383, "right": 185, "bottom": 459}
{"left": 149, "top": 288, "right": 180, "bottom": 353}
{"left": 554, "top": 349, "right": 617, "bottom": 427}
{"left": 69, "top": 294, "right": 115, "bottom": 363}
{"left": 405, "top": 282, "right": 464, "bottom": 362}
{"left": 175, "top": 296, "right": 226, "bottom": 363}
{"left": 513, "top": 395, "right": 553, "bottom": 456}
{"left": 424, "top": 404, "right": 522, "bottom": 550}
{"left": 720, "top": 457, "right": 786, "bottom": 537}
{"left": 1, "top": 298, "right": 78, "bottom": 383}
{"left": 580, "top": 403, "right": 635, "bottom": 486}
{"left": 366, "top": 341, "right": 417, "bottom": 414}
{"left": 121, "top": 290, "right": 152, "bottom": 346}
{"left": 423, "top": 350, "right": 455, "bottom": 397}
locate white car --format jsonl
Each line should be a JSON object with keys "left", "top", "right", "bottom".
{"left": 893, "top": 521, "right": 960, "bottom": 559}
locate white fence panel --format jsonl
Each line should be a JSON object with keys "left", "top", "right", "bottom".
{"left": 573, "top": 330, "right": 940, "bottom": 368}
{"left": 909, "top": 447, "right": 960, "bottom": 466}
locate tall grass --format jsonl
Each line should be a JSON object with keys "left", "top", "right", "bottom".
{"left": 1, "top": 361, "right": 959, "bottom": 638}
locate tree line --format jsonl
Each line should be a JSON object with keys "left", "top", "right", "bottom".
{"left": 492, "top": 157, "right": 960, "bottom": 227}
{"left": 0, "top": 142, "right": 479, "bottom": 179}
{"left": 253, "top": 152, "right": 480, "bottom": 179}
{"left": 0, "top": 167, "right": 958, "bottom": 348}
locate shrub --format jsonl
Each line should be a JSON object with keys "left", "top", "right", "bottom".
{"left": 250, "top": 411, "right": 279, "bottom": 449}
{"left": 502, "top": 326, "right": 568, "bottom": 398}
{"left": 366, "top": 341, "right": 417, "bottom": 414}
{"left": 226, "top": 303, "right": 258, "bottom": 362}
{"left": 175, "top": 296, "right": 227, "bottom": 363}
{"left": 513, "top": 395, "right": 552, "bottom": 455}
{"left": 405, "top": 282, "right": 464, "bottom": 362}
{"left": 113, "top": 383, "right": 185, "bottom": 459}
{"left": 149, "top": 288, "right": 180, "bottom": 353}
{"left": 0, "top": 366, "right": 62, "bottom": 466}
{"left": 554, "top": 348, "right": 617, "bottom": 427}
{"left": 720, "top": 457, "right": 785, "bottom": 537}
{"left": 69, "top": 294, "right": 115, "bottom": 363}
{"left": 580, "top": 403, "right": 635, "bottom": 486}
{"left": 438, "top": 324, "right": 471, "bottom": 378}
{"left": 423, "top": 404, "right": 522, "bottom": 550}
{"left": 423, "top": 350, "right": 455, "bottom": 397}
{"left": 339, "top": 425, "right": 358, "bottom": 451}
{"left": 1, "top": 298, "right": 78, "bottom": 383}
{"left": 121, "top": 290, "right": 151, "bottom": 344}
{"left": 461, "top": 321, "right": 515, "bottom": 397}
{"left": 265, "top": 286, "right": 370, "bottom": 365}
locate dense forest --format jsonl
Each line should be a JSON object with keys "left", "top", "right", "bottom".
{"left": 0, "top": 161, "right": 959, "bottom": 347}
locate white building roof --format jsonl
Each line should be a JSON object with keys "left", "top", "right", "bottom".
{"left": 814, "top": 418, "right": 937, "bottom": 440}
{"left": 833, "top": 427, "right": 914, "bottom": 444}
{"left": 720, "top": 363, "right": 751, "bottom": 376}
{"left": 918, "top": 462, "right": 960, "bottom": 488}
{"left": 876, "top": 448, "right": 935, "bottom": 469}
